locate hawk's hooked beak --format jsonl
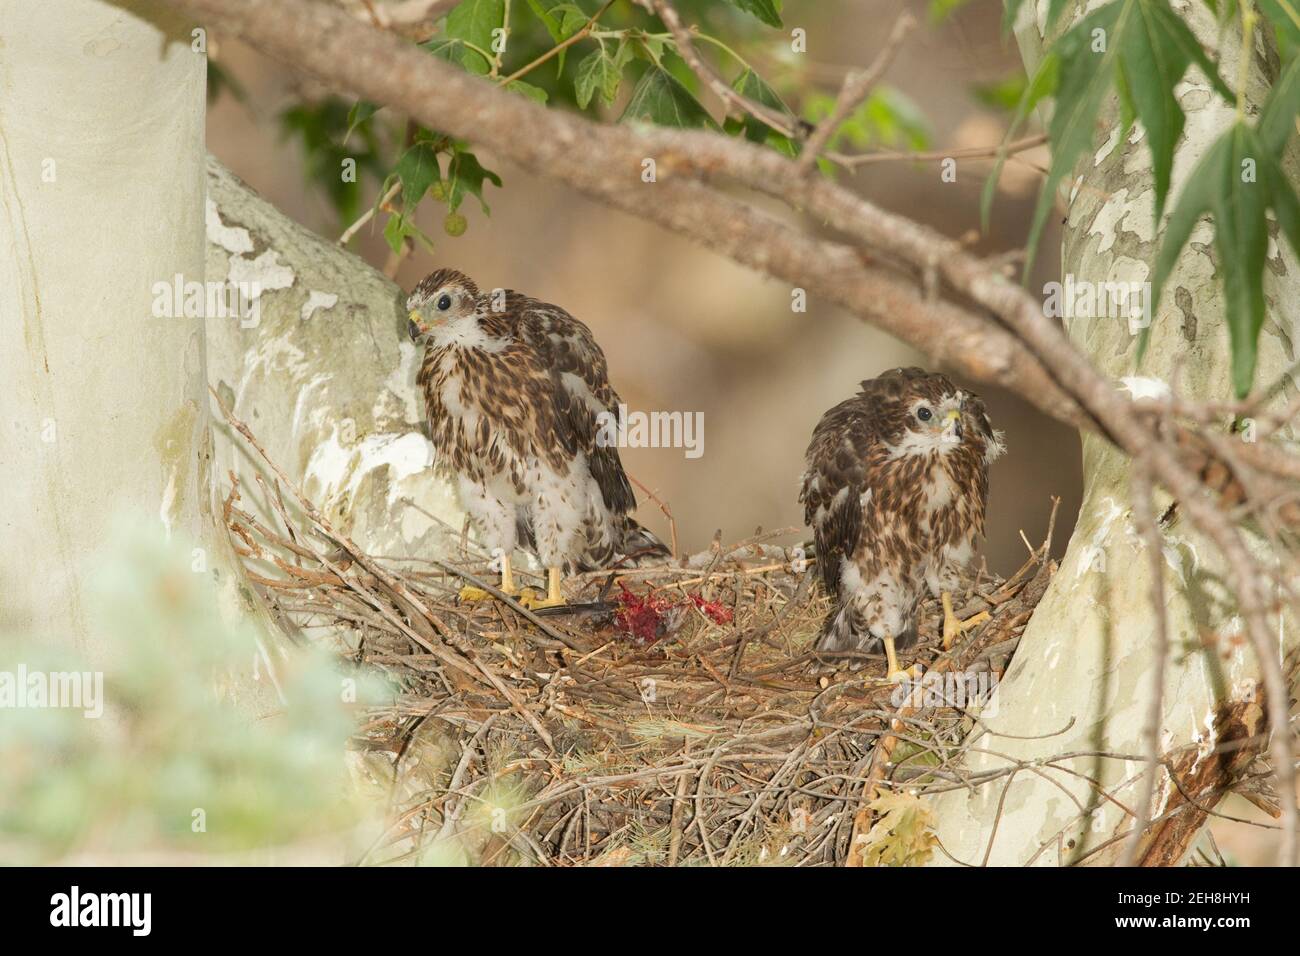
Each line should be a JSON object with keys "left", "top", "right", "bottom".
{"left": 942, "top": 408, "right": 963, "bottom": 441}
{"left": 408, "top": 309, "right": 427, "bottom": 341}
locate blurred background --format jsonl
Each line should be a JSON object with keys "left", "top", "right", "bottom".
{"left": 207, "top": 0, "right": 1082, "bottom": 577}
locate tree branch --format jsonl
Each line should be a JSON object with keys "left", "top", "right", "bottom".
{"left": 165, "top": 0, "right": 1087, "bottom": 431}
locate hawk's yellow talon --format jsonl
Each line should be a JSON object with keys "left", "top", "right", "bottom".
{"left": 942, "top": 591, "right": 989, "bottom": 649}
{"left": 458, "top": 554, "right": 523, "bottom": 604}
{"left": 879, "top": 635, "right": 922, "bottom": 683}
{"left": 885, "top": 664, "right": 923, "bottom": 683}
{"left": 518, "top": 567, "right": 566, "bottom": 610}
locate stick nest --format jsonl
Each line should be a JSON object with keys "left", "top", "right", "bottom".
{"left": 220, "top": 407, "right": 1056, "bottom": 866}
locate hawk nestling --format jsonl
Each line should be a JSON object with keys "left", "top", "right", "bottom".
{"left": 408, "top": 268, "right": 667, "bottom": 608}
{"left": 799, "top": 368, "right": 1005, "bottom": 679}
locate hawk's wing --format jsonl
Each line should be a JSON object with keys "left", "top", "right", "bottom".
{"left": 799, "top": 391, "right": 883, "bottom": 597}
{"left": 513, "top": 293, "right": 636, "bottom": 516}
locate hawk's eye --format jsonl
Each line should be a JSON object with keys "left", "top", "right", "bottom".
{"left": 436, "top": 294, "right": 453, "bottom": 312}
{"left": 916, "top": 407, "right": 933, "bottom": 422}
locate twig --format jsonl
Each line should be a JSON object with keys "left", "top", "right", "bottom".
{"left": 642, "top": 0, "right": 802, "bottom": 140}
{"left": 339, "top": 179, "right": 400, "bottom": 244}
{"left": 797, "top": 11, "right": 916, "bottom": 172}
{"left": 627, "top": 473, "right": 678, "bottom": 561}
{"left": 834, "top": 132, "right": 1048, "bottom": 169}
{"left": 499, "top": 0, "right": 616, "bottom": 88}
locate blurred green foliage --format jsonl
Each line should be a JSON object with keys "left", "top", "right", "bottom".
{"left": 280, "top": 98, "right": 389, "bottom": 225}
{"left": 0, "top": 523, "right": 389, "bottom": 864}
{"left": 972, "top": 70, "right": 1030, "bottom": 113}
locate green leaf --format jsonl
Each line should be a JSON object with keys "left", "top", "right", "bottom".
{"left": 383, "top": 212, "right": 412, "bottom": 255}
{"left": 554, "top": 4, "right": 590, "bottom": 74}
{"left": 1002, "top": 0, "right": 1026, "bottom": 35}
{"left": 526, "top": 0, "right": 588, "bottom": 53}
{"left": 1152, "top": 2, "right": 1237, "bottom": 102}
{"left": 574, "top": 44, "right": 627, "bottom": 110}
{"left": 1268, "top": 153, "right": 1300, "bottom": 282}
{"left": 727, "top": 0, "right": 783, "bottom": 28}
{"left": 278, "top": 98, "right": 385, "bottom": 224}
{"left": 1259, "top": 54, "right": 1300, "bottom": 154}
{"left": 1149, "top": 123, "right": 1300, "bottom": 396}
{"left": 971, "top": 71, "right": 1029, "bottom": 112}
{"left": 445, "top": 0, "right": 504, "bottom": 75}
{"left": 1024, "top": 3, "right": 1123, "bottom": 270}
{"left": 859, "top": 88, "right": 931, "bottom": 149}
{"left": 620, "top": 65, "right": 718, "bottom": 129}
{"left": 206, "top": 60, "right": 248, "bottom": 106}
{"left": 1119, "top": 0, "right": 1224, "bottom": 221}
{"left": 524, "top": 0, "right": 564, "bottom": 42}
{"left": 556, "top": 3, "right": 590, "bottom": 39}
{"left": 628, "top": 30, "right": 667, "bottom": 65}
{"left": 801, "top": 86, "right": 930, "bottom": 152}
{"left": 1258, "top": 0, "right": 1300, "bottom": 47}
{"left": 1114, "top": 63, "right": 1137, "bottom": 140}
{"left": 980, "top": 51, "right": 1058, "bottom": 231}
{"left": 344, "top": 101, "right": 380, "bottom": 145}
{"left": 723, "top": 68, "right": 798, "bottom": 155}
{"left": 929, "top": 0, "right": 973, "bottom": 23}
{"left": 396, "top": 141, "right": 441, "bottom": 210}
{"left": 446, "top": 148, "right": 503, "bottom": 215}
{"left": 1003, "top": 0, "right": 1075, "bottom": 35}
{"left": 1023, "top": 0, "right": 1234, "bottom": 276}
{"left": 506, "top": 79, "right": 549, "bottom": 103}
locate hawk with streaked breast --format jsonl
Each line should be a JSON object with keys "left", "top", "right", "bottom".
{"left": 799, "top": 367, "right": 1005, "bottom": 679}
{"left": 407, "top": 268, "right": 667, "bottom": 608}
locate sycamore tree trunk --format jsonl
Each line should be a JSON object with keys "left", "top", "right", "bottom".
{"left": 0, "top": 0, "right": 215, "bottom": 655}
{"left": 926, "top": 0, "right": 1300, "bottom": 865}
{"left": 0, "top": 0, "right": 459, "bottom": 712}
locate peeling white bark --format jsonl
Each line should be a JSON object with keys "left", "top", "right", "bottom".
{"left": 926, "top": 0, "right": 1299, "bottom": 865}
{"left": 203, "top": 159, "right": 465, "bottom": 566}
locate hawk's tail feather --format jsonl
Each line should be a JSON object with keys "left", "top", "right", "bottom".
{"left": 616, "top": 517, "right": 671, "bottom": 566}
{"left": 816, "top": 604, "right": 917, "bottom": 654}
{"left": 572, "top": 517, "right": 670, "bottom": 572}
{"left": 816, "top": 605, "right": 866, "bottom": 653}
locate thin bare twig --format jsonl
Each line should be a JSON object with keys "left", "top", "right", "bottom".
{"left": 797, "top": 11, "right": 916, "bottom": 172}
{"left": 643, "top": 0, "right": 802, "bottom": 140}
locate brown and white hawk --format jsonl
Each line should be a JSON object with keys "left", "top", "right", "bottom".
{"left": 799, "top": 367, "right": 1005, "bottom": 679}
{"left": 407, "top": 268, "right": 667, "bottom": 608}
